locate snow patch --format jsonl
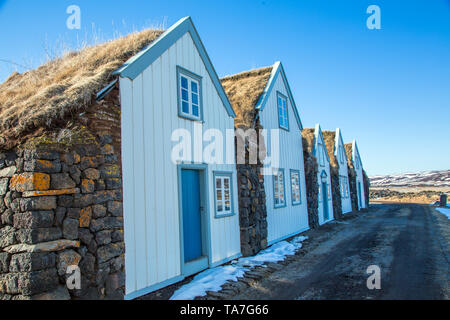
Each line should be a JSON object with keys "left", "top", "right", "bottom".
{"left": 436, "top": 207, "right": 450, "bottom": 220}
{"left": 170, "top": 235, "right": 308, "bottom": 300}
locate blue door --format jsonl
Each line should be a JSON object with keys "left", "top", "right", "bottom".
{"left": 322, "top": 182, "right": 329, "bottom": 221}
{"left": 181, "top": 169, "right": 203, "bottom": 263}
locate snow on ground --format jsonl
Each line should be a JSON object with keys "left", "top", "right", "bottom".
{"left": 170, "top": 235, "right": 308, "bottom": 300}
{"left": 436, "top": 207, "right": 450, "bottom": 219}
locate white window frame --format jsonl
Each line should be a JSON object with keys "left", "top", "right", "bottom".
{"left": 177, "top": 66, "right": 203, "bottom": 121}
{"left": 213, "top": 172, "right": 235, "bottom": 218}
{"left": 290, "top": 170, "right": 301, "bottom": 205}
{"left": 277, "top": 92, "right": 289, "bottom": 131}
{"left": 273, "top": 169, "right": 286, "bottom": 208}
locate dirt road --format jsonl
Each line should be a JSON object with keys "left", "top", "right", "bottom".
{"left": 232, "top": 204, "right": 450, "bottom": 300}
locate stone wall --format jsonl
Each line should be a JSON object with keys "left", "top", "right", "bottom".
{"left": 330, "top": 166, "right": 343, "bottom": 220}
{"left": 0, "top": 136, "right": 124, "bottom": 300}
{"left": 0, "top": 88, "right": 125, "bottom": 300}
{"left": 237, "top": 165, "right": 267, "bottom": 257}
{"left": 363, "top": 170, "right": 370, "bottom": 208}
{"left": 348, "top": 167, "right": 358, "bottom": 212}
{"left": 302, "top": 144, "right": 319, "bottom": 229}
{"left": 235, "top": 121, "right": 268, "bottom": 257}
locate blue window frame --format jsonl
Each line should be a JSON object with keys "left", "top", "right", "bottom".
{"left": 177, "top": 66, "right": 203, "bottom": 121}
{"left": 290, "top": 170, "right": 302, "bottom": 205}
{"left": 213, "top": 172, "right": 235, "bottom": 218}
{"left": 273, "top": 168, "right": 286, "bottom": 208}
{"left": 277, "top": 92, "right": 289, "bottom": 131}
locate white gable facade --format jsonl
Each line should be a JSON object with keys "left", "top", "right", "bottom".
{"left": 118, "top": 17, "right": 241, "bottom": 299}
{"left": 335, "top": 129, "right": 352, "bottom": 214}
{"left": 352, "top": 140, "right": 366, "bottom": 210}
{"left": 314, "top": 125, "right": 334, "bottom": 225}
{"left": 258, "top": 62, "right": 310, "bottom": 245}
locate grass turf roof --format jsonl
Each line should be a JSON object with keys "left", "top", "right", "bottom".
{"left": 220, "top": 66, "right": 273, "bottom": 129}
{"left": 345, "top": 143, "right": 354, "bottom": 168}
{"left": 322, "top": 130, "right": 338, "bottom": 168}
{"left": 301, "top": 128, "right": 316, "bottom": 154}
{"left": 0, "top": 28, "right": 164, "bottom": 150}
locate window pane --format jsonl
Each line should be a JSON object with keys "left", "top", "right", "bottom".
{"left": 216, "top": 178, "right": 222, "bottom": 189}
{"left": 192, "top": 93, "right": 199, "bottom": 105}
{"left": 225, "top": 201, "right": 231, "bottom": 212}
{"left": 217, "top": 204, "right": 223, "bottom": 212}
{"left": 182, "top": 101, "right": 189, "bottom": 114}
{"left": 192, "top": 105, "right": 199, "bottom": 117}
{"left": 191, "top": 81, "right": 198, "bottom": 93}
{"left": 224, "top": 178, "right": 230, "bottom": 190}
{"left": 181, "top": 89, "right": 189, "bottom": 102}
{"left": 181, "top": 76, "right": 188, "bottom": 89}
{"left": 217, "top": 189, "right": 222, "bottom": 201}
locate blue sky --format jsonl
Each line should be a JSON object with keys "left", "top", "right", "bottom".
{"left": 0, "top": 0, "right": 449, "bottom": 176}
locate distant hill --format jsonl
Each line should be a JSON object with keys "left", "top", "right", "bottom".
{"left": 370, "top": 170, "right": 450, "bottom": 188}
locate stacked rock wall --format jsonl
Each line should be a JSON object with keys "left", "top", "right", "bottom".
{"left": 330, "top": 166, "right": 343, "bottom": 220}
{"left": 348, "top": 167, "right": 358, "bottom": 212}
{"left": 235, "top": 120, "right": 268, "bottom": 257}
{"left": 0, "top": 88, "right": 125, "bottom": 300}
{"left": 363, "top": 170, "right": 370, "bottom": 209}
{"left": 302, "top": 144, "right": 319, "bottom": 229}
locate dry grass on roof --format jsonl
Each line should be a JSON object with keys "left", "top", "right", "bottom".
{"left": 0, "top": 28, "right": 164, "bottom": 150}
{"left": 301, "top": 128, "right": 316, "bottom": 154}
{"left": 322, "top": 130, "right": 337, "bottom": 168}
{"left": 221, "top": 66, "right": 273, "bottom": 129}
{"left": 345, "top": 143, "right": 354, "bottom": 168}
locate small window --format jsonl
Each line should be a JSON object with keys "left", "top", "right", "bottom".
{"left": 277, "top": 93, "right": 289, "bottom": 130}
{"left": 177, "top": 67, "right": 202, "bottom": 121}
{"left": 291, "top": 170, "right": 301, "bottom": 205}
{"left": 273, "top": 169, "right": 286, "bottom": 208}
{"left": 214, "top": 173, "right": 234, "bottom": 217}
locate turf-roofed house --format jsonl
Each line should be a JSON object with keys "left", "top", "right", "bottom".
{"left": 322, "top": 129, "right": 352, "bottom": 216}
{"left": 0, "top": 17, "right": 242, "bottom": 300}
{"left": 221, "top": 62, "right": 309, "bottom": 253}
{"left": 345, "top": 140, "right": 369, "bottom": 211}
{"left": 302, "top": 125, "right": 334, "bottom": 226}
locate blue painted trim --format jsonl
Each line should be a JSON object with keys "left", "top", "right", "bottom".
{"left": 313, "top": 124, "right": 330, "bottom": 164}
{"left": 256, "top": 62, "right": 303, "bottom": 131}
{"left": 176, "top": 66, "right": 204, "bottom": 122}
{"left": 116, "top": 16, "right": 236, "bottom": 118}
{"left": 210, "top": 252, "right": 242, "bottom": 268}
{"left": 290, "top": 169, "right": 302, "bottom": 206}
{"left": 276, "top": 91, "right": 290, "bottom": 131}
{"left": 124, "top": 275, "right": 185, "bottom": 300}
{"left": 273, "top": 168, "right": 287, "bottom": 209}
{"left": 212, "top": 171, "right": 237, "bottom": 219}
{"left": 268, "top": 226, "right": 309, "bottom": 246}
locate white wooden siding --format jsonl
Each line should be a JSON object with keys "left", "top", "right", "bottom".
{"left": 259, "top": 74, "right": 309, "bottom": 244}
{"left": 354, "top": 156, "right": 366, "bottom": 209}
{"left": 336, "top": 132, "right": 352, "bottom": 214}
{"left": 121, "top": 32, "right": 241, "bottom": 297}
{"left": 316, "top": 132, "right": 334, "bottom": 225}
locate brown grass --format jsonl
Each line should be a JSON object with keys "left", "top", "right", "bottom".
{"left": 301, "top": 128, "right": 316, "bottom": 154}
{"left": 0, "top": 28, "right": 164, "bottom": 150}
{"left": 345, "top": 143, "right": 354, "bottom": 168}
{"left": 322, "top": 130, "right": 337, "bottom": 168}
{"left": 221, "top": 66, "right": 273, "bottom": 129}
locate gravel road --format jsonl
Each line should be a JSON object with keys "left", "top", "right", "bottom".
{"left": 231, "top": 204, "right": 449, "bottom": 300}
